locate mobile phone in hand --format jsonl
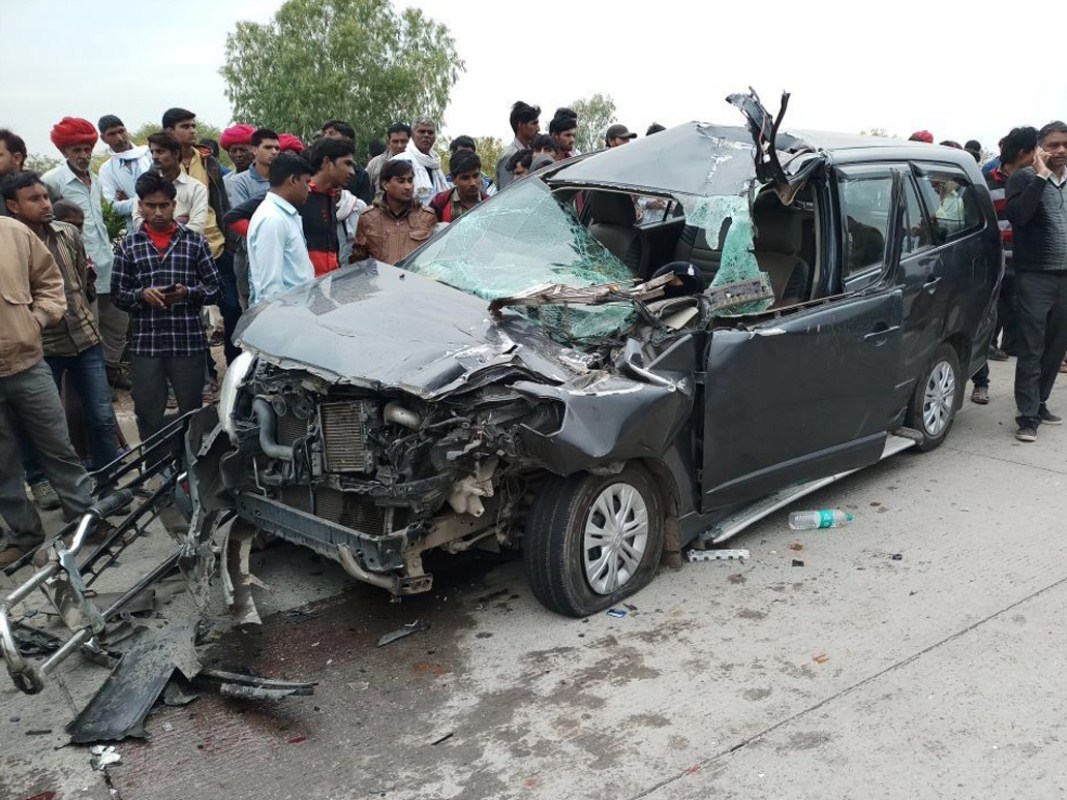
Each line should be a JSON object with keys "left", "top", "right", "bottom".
{"left": 160, "top": 284, "right": 179, "bottom": 294}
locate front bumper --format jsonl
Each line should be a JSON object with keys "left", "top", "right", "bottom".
{"left": 233, "top": 492, "right": 431, "bottom": 594}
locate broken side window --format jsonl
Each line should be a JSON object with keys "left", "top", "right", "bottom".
{"left": 680, "top": 194, "right": 773, "bottom": 315}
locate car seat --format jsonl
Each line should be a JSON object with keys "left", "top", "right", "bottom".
{"left": 752, "top": 205, "right": 810, "bottom": 305}
{"left": 673, "top": 219, "right": 731, "bottom": 286}
{"left": 586, "top": 192, "right": 649, "bottom": 279}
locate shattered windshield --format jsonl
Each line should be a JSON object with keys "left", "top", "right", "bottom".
{"left": 403, "top": 178, "right": 636, "bottom": 343}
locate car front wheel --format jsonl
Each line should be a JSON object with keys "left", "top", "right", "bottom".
{"left": 523, "top": 465, "right": 665, "bottom": 617}
{"left": 906, "top": 343, "right": 961, "bottom": 452}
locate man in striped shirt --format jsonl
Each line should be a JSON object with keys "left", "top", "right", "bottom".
{"left": 971, "top": 127, "right": 1038, "bottom": 405}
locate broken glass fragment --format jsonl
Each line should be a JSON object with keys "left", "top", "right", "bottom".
{"left": 681, "top": 194, "right": 773, "bottom": 315}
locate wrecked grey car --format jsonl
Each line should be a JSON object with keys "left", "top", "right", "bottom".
{"left": 195, "top": 91, "right": 1000, "bottom": 618}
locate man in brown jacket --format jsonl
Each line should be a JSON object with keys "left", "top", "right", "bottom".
{"left": 4, "top": 171, "right": 120, "bottom": 471}
{"left": 0, "top": 213, "right": 93, "bottom": 567}
{"left": 352, "top": 159, "right": 437, "bottom": 264}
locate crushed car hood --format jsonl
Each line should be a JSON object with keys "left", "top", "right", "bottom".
{"left": 235, "top": 262, "right": 583, "bottom": 398}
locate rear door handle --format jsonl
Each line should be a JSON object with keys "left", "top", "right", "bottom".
{"left": 864, "top": 324, "right": 900, "bottom": 342}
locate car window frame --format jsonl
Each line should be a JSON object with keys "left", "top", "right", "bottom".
{"left": 899, "top": 171, "right": 938, "bottom": 258}
{"left": 835, "top": 164, "right": 899, "bottom": 294}
{"left": 909, "top": 160, "right": 987, "bottom": 246}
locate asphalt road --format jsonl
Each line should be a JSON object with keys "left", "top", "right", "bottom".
{"left": 3, "top": 359, "right": 1066, "bottom": 800}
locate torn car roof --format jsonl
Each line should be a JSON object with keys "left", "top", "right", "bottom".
{"left": 543, "top": 121, "right": 936, "bottom": 198}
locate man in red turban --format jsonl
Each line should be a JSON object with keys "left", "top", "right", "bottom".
{"left": 279, "top": 133, "right": 305, "bottom": 154}
{"left": 42, "top": 117, "right": 129, "bottom": 388}
{"left": 220, "top": 124, "right": 255, "bottom": 173}
{"left": 49, "top": 116, "right": 98, "bottom": 152}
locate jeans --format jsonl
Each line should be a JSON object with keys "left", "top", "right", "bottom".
{"left": 94, "top": 293, "right": 129, "bottom": 369}
{"left": 0, "top": 360, "right": 93, "bottom": 547}
{"left": 47, "top": 345, "right": 120, "bottom": 469}
{"left": 130, "top": 352, "right": 206, "bottom": 440}
{"left": 215, "top": 250, "right": 243, "bottom": 364}
{"left": 21, "top": 345, "right": 121, "bottom": 483}
{"left": 1013, "top": 271, "right": 1067, "bottom": 428}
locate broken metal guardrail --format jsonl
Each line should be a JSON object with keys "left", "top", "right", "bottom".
{"left": 0, "top": 415, "right": 194, "bottom": 695}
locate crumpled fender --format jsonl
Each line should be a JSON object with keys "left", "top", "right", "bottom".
{"left": 512, "top": 371, "right": 693, "bottom": 476}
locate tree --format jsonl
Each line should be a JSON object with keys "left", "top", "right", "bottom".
{"left": 24, "top": 154, "right": 60, "bottom": 174}
{"left": 571, "top": 94, "right": 617, "bottom": 154}
{"left": 219, "top": 0, "right": 465, "bottom": 155}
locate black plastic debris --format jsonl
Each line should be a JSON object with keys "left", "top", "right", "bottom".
{"left": 377, "top": 620, "right": 430, "bottom": 647}
{"left": 792, "top": 559, "right": 805, "bottom": 567}
{"left": 195, "top": 669, "right": 315, "bottom": 700}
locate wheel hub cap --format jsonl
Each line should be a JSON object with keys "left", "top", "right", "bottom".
{"left": 583, "top": 483, "right": 649, "bottom": 595}
{"left": 922, "top": 360, "right": 956, "bottom": 436}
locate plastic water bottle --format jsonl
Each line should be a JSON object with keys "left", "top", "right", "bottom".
{"left": 788, "top": 510, "right": 853, "bottom": 530}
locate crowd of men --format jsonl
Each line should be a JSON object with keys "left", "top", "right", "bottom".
{"left": 1, "top": 99, "right": 1066, "bottom": 566}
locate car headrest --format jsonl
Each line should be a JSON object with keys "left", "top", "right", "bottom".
{"left": 586, "top": 191, "right": 637, "bottom": 226}
{"left": 752, "top": 205, "right": 802, "bottom": 255}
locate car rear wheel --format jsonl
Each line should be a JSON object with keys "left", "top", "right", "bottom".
{"left": 906, "top": 343, "right": 961, "bottom": 452}
{"left": 523, "top": 465, "right": 664, "bottom": 617}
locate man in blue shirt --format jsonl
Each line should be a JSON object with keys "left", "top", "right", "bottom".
{"left": 247, "top": 154, "right": 315, "bottom": 306}
{"left": 226, "top": 128, "right": 279, "bottom": 206}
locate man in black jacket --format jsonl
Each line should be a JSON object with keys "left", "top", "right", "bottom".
{"left": 1006, "top": 120, "right": 1067, "bottom": 442}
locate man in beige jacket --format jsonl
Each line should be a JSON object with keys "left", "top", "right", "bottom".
{"left": 0, "top": 214, "right": 93, "bottom": 567}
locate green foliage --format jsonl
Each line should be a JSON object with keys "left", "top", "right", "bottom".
{"left": 571, "top": 94, "right": 617, "bottom": 154}
{"left": 101, "top": 198, "right": 127, "bottom": 242}
{"left": 24, "top": 153, "right": 61, "bottom": 174}
{"left": 219, "top": 0, "right": 465, "bottom": 156}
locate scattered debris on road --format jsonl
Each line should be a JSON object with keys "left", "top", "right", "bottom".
{"left": 792, "top": 559, "right": 805, "bottom": 567}
{"left": 687, "top": 549, "right": 750, "bottom": 562}
{"left": 89, "top": 745, "right": 121, "bottom": 770}
{"left": 377, "top": 620, "right": 430, "bottom": 647}
{"left": 606, "top": 609, "right": 627, "bottom": 618}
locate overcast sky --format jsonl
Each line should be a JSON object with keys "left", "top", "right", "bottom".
{"left": 1, "top": 0, "right": 1063, "bottom": 159}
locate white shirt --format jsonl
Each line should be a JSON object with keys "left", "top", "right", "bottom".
{"left": 132, "top": 172, "right": 208, "bottom": 234}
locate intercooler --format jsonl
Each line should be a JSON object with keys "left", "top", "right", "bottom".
{"left": 271, "top": 401, "right": 372, "bottom": 473}
{"left": 319, "top": 401, "right": 372, "bottom": 473}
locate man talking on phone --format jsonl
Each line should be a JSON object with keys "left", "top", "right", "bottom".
{"left": 111, "top": 172, "right": 220, "bottom": 439}
{"left": 1006, "top": 121, "right": 1067, "bottom": 442}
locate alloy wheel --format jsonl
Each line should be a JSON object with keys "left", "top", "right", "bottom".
{"left": 922, "top": 360, "right": 956, "bottom": 436}
{"left": 583, "top": 483, "right": 650, "bottom": 595}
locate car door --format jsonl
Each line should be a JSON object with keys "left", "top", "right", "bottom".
{"left": 895, "top": 168, "right": 949, "bottom": 409}
{"left": 700, "top": 170, "right": 905, "bottom": 512}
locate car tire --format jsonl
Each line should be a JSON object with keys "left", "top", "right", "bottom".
{"left": 523, "top": 465, "right": 665, "bottom": 617}
{"left": 906, "top": 343, "right": 961, "bottom": 452}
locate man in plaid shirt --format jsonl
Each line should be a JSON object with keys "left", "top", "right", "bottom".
{"left": 111, "top": 172, "right": 220, "bottom": 439}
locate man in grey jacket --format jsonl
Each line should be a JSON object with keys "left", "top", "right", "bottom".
{"left": 1006, "top": 120, "right": 1067, "bottom": 442}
